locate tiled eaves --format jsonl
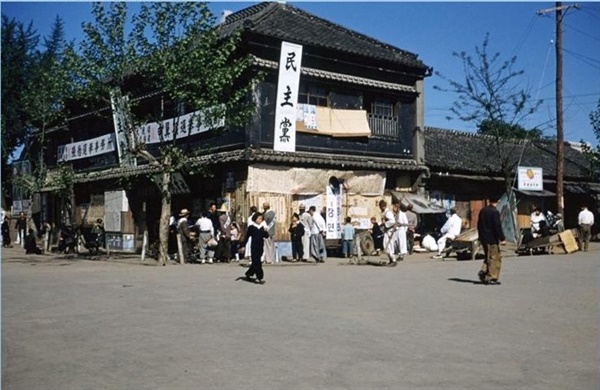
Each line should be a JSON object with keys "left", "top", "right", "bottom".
{"left": 69, "top": 148, "right": 425, "bottom": 184}
{"left": 219, "top": 2, "right": 428, "bottom": 70}
{"left": 252, "top": 56, "right": 416, "bottom": 93}
{"left": 423, "top": 127, "right": 591, "bottom": 180}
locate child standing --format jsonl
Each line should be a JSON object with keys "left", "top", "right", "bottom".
{"left": 342, "top": 217, "right": 355, "bottom": 258}
{"left": 239, "top": 213, "right": 269, "bottom": 284}
{"left": 230, "top": 222, "right": 240, "bottom": 261}
{"left": 288, "top": 213, "right": 305, "bottom": 261}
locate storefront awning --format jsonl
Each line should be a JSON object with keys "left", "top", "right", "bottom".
{"left": 390, "top": 191, "right": 447, "bottom": 214}
{"left": 513, "top": 188, "right": 556, "bottom": 197}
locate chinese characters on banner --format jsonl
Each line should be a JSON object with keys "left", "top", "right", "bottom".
{"left": 326, "top": 183, "right": 342, "bottom": 239}
{"left": 57, "top": 133, "right": 116, "bottom": 163}
{"left": 134, "top": 107, "right": 225, "bottom": 145}
{"left": 274, "top": 41, "right": 303, "bottom": 152}
{"left": 517, "top": 166, "right": 544, "bottom": 191}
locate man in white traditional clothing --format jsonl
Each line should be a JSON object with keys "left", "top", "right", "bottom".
{"left": 379, "top": 199, "right": 400, "bottom": 266}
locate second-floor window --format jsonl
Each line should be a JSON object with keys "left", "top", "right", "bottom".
{"left": 298, "top": 84, "right": 328, "bottom": 107}
{"left": 371, "top": 99, "right": 394, "bottom": 117}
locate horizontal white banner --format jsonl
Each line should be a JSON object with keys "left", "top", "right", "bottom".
{"left": 57, "top": 133, "right": 116, "bottom": 162}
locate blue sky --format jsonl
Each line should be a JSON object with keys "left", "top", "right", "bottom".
{"left": 2, "top": 1, "right": 599, "bottom": 146}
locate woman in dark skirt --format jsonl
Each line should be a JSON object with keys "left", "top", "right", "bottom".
{"left": 239, "top": 212, "right": 269, "bottom": 284}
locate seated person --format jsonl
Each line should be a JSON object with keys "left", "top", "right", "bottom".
{"left": 530, "top": 207, "right": 548, "bottom": 238}
{"left": 24, "top": 228, "right": 42, "bottom": 255}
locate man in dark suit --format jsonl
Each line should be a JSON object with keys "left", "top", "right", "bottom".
{"left": 477, "top": 196, "right": 506, "bottom": 285}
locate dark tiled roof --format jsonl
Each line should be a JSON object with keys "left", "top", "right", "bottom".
{"left": 67, "top": 148, "right": 425, "bottom": 184}
{"left": 423, "top": 127, "right": 592, "bottom": 180}
{"left": 219, "top": 2, "right": 428, "bottom": 71}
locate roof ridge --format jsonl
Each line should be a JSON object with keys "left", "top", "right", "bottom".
{"left": 280, "top": 3, "right": 420, "bottom": 61}
{"left": 424, "top": 126, "right": 531, "bottom": 144}
{"left": 220, "top": 2, "right": 274, "bottom": 25}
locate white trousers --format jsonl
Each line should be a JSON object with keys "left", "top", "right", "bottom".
{"left": 437, "top": 234, "right": 456, "bottom": 255}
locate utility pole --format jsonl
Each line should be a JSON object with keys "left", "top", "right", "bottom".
{"left": 537, "top": 2, "right": 579, "bottom": 218}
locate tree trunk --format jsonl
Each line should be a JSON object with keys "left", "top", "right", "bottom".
{"left": 157, "top": 167, "right": 172, "bottom": 266}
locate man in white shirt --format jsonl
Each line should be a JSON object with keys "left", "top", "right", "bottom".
{"left": 195, "top": 211, "right": 215, "bottom": 264}
{"left": 379, "top": 199, "right": 399, "bottom": 266}
{"left": 299, "top": 204, "right": 312, "bottom": 262}
{"left": 309, "top": 206, "right": 327, "bottom": 263}
{"left": 395, "top": 204, "right": 409, "bottom": 262}
{"left": 577, "top": 205, "right": 595, "bottom": 252}
{"left": 432, "top": 208, "right": 462, "bottom": 259}
{"left": 530, "top": 207, "right": 547, "bottom": 238}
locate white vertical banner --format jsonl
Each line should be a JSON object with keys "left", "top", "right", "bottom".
{"left": 274, "top": 41, "right": 303, "bottom": 152}
{"left": 326, "top": 184, "right": 342, "bottom": 239}
{"left": 110, "top": 88, "right": 136, "bottom": 167}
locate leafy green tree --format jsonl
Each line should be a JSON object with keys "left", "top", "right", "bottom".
{"left": 1, "top": 15, "right": 38, "bottom": 195}
{"left": 580, "top": 99, "right": 600, "bottom": 181}
{"left": 18, "top": 16, "right": 73, "bottom": 195}
{"left": 434, "top": 33, "right": 543, "bottom": 194}
{"left": 71, "top": 2, "right": 255, "bottom": 265}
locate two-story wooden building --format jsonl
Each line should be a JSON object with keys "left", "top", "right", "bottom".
{"left": 39, "top": 2, "right": 433, "bottom": 251}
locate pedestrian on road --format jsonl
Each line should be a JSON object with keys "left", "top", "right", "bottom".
{"left": 299, "top": 203, "right": 312, "bottom": 262}
{"left": 477, "top": 197, "right": 506, "bottom": 285}
{"left": 370, "top": 216, "right": 384, "bottom": 255}
{"left": 2, "top": 214, "right": 12, "bottom": 248}
{"left": 195, "top": 211, "right": 215, "bottom": 264}
{"left": 379, "top": 199, "right": 400, "bottom": 266}
{"left": 177, "top": 209, "right": 194, "bottom": 263}
{"left": 288, "top": 213, "right": 305, "bottom": 261}
{"left": 15, "top": 212, "right": 26, "bottom": 248}
{"left": 309, "top": 206, "right": 327, "bottom": 263}
{"left": 341, "top": 216, "right": 355, "bottom": 258}
{"left": 240, "top": 212, "right": 269, "bottom": 284}
{"left": 577, "top": 205, "right": 595, "bottom": 252}
{"left": 244, "top": 206, "right": 257, "bottom": 260}
{"left": 262, "top": 202, "right": 277, "bottom": 264}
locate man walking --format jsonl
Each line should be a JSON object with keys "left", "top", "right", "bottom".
{"left": 577, "top": 205, "right": 595, "bottom": 252}
{"left": 379, "top": 200, "right": 399, "bottom": 266}
{"left": 477, "top": 197, "right": 506, "bottom": 285}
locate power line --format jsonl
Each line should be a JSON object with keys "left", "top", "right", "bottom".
{"left": 564, "top": 21, "right": 600, "bottom": 41}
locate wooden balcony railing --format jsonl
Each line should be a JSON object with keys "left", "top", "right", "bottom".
{"left": 367, "top": 114, "right": 399, "bottom": 138}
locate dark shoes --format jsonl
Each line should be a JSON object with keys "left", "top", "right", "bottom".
{"left": 388, "top": 261, "right": 398, "bottom": 267}
{"left": 478, "top": 271, "right": 486, "bottom": 283}
{"left": 483, "top": 279, "right": 501, "bottom": 285}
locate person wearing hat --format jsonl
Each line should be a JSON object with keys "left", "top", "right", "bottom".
{"left": 177, "top": 208, "right": 194, "bottom": 263}
{"left": 432, "top": 208, "right": 462, "bottom": 259}
{"left": 298, "top": 203, "right": 312, "bottom": 262}
{"left": 262, "top": 202, "right": 277, "bottom": 264}
{"left": 216, "top": 204, "right": 232, "bottom": 263}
